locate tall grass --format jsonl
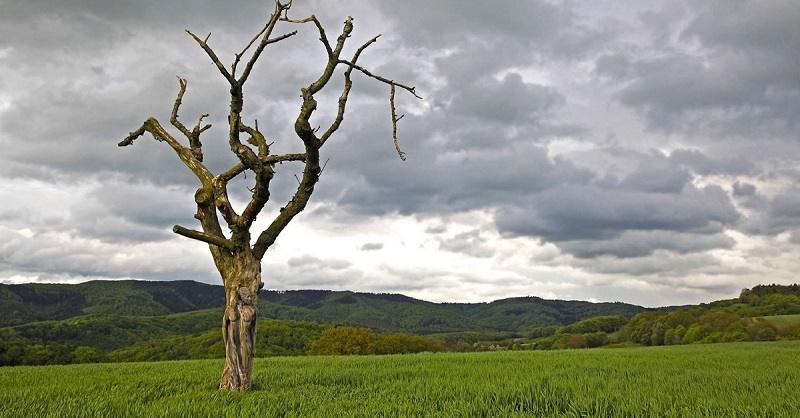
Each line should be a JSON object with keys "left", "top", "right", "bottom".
{"left": 1, "top": 341, "right": 798, "bottom": 417}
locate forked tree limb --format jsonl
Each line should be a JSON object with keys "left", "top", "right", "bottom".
{"left": 240, "top": 122, "right": 269, "bottom": 158}
{"left": 235, "top": 1, "right": 295, "bottom": 83}
{"left": 119, "top": 117, "right": 213, "bottom": 184}
{"left": 170, "top": 77, "right": 193, "bottom": 139}
{"left": 319, "top": 35, "right": 379, "bottom": 145}
{"left": 186, "top": 30, "right": 235, "bottom": 85}
{"left": 218, "top": 153, "right": 306, "bottom": 183}
{"left": 281, "top": 15, "right": 333, "bottom": 57}
{"left": 169, "top": 77, "right": 209, "bottom": 161}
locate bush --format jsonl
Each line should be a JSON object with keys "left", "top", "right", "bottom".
{"left": 308, "top": 327, "right": 377, "bottom": 355}
{"left": 308, "top": 327, "right": 445, "bottom": 356}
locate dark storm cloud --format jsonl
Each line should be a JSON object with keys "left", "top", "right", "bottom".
{"left": 732, "top": 182, "right": 757, "bottom": 198}
{"left": 668, "top": 149, "right": 755, "bottom": 176}
{"left": 617, "top": 159, "right": 691, "bottom": 193}
{"left": 558, "top": 231, "right": 735, "bottom": 260}
{"left": 611, "top": 0, "right": 800, "bottom": 135}
{"left": 326, "top": 117, "right": 593, "bottom": 217}
{"left": 575, "top": 252, "right": 733, "bottom": 278}
{"left": 740, "top": 186, "right": 800, "bottom": 238}
{"left": 88, "top": 183, "right": 197, "bottom": 229}
{"left": 449, "top": 73, "right": 565, "bottom": 123}
{"left": 374, "top": 0, "right": 571, "bottom": 45}
{"left": 683, "top": 0, "right": 800, "bottom": 54}
{"left": 495, "top": 182, "right": 739, "bottom": 247}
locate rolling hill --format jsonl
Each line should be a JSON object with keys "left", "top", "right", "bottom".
{"left": 0, "top": 280, "right": 648, "bottom": 333}
{"left": 0, "top": 279, "right": 651, "bottom": 365}
{"left": 1, "top": 281, "right": 799, "bottom": 365}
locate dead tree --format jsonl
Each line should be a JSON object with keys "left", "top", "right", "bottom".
{"left": 119, "top": 1, "right": 418, "bottom": 392}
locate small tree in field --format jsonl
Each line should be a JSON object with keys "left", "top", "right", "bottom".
{"left": 119, "top": 1, "right": 418, "bottom": 392}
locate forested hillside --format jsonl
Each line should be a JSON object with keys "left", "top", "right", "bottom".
{"left": 2, "top": 281, "right": 798, "bottom": 366}
{"left": 522, "top": 284, "right": 800, "bottom": 351}
{"left": 0, "top": 280, "right": 647, "bottom": 332}
{"left": 0, "top": 279, "right": 646, "bottom": 365}
{"left": 0, "top": 280, "right": 224, "bottom": 327}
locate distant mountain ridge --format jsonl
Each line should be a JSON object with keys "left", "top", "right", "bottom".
{"left": 0, "top": 280, "right": 223, "bottom": 326}
{"left": 0, "top": 280, "right": 647, "bottom": 333}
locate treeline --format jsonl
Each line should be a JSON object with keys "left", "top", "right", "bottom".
{"left": 524, "top": 315, "right": 630, "bottom": 350}
{"left": 617, "top": 285, "right": 800, "bottom": 347}
{"left": 618, "top": 311, "right": 784, "bottom": 347}
{"left": 308, "top": 327, "right": 445, "bottom": 355}
{"left": 0, "top": 319, "right": 327, "bottom": 366}
{"left": 0, "top": 321, "right": 446, "bottom": 366}
{"left": 521, "top": 284, "right": 800, "bottom": 351}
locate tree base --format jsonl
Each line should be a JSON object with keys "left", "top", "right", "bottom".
{"left": 219, "top": 286, "right": 258, "bottom": 392}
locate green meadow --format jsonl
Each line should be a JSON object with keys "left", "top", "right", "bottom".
{"left": 761, "top": 314, "right": 800, "bottom": 330}
{"left": 1, "top": 341, "right": 798, "bottom": 417}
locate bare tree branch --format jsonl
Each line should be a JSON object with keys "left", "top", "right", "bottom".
{"left": 218, "top": 153, "right": 307, "bottom": 184}
{"left": 190, "top": 113, "right": 211, "bottom": 162}
{"left": 173, "top": 224, "right": 234, "bottom": 252}
{"left": 306, "top": 17, "right": 353, "bottom": 96}
{"left": 240, "top": 122, "right": 269, "bottom": 158}
{"left": 236, "top": 1, "right": 296, "bottom": 83}
{"left": 338, "top": 59, "right": 422, "bottom": 99}
{"left": 282, "top": 15, "right": 333, "bottom": 57}
{"left": 253, "top": 146, "right": 320, "bottom": 260}
{"left": 390, "top": 84, "right": 406, "bottom": 160}
{"left": 170, "top": 77, "right": 193, "bottom": 139}
{"left": 320, "top": 35, "right": 379, "bottom": 145}
{"left": 169, "top": 77, "right": 209, "bottom": 162}
{"left": 192, "top": 187, "right": 233, "bottom": 269}
{"left": 186, "top": 30, "right": 235, "bottom": 85}
{"left": 119, "top": 125, "right": 147, "bottom": 147}
{"left": 336, "top": 59, "right": 420, "bottom": 159}
{"left": 119, "top": 117, "right": 213, "bottom": 184}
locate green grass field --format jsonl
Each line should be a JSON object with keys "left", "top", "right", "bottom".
{"left": 761, "top": 314, "right": 800, "bottom": 330}
{"left": 1, "top": 341, "right": 798, "bottom": 417}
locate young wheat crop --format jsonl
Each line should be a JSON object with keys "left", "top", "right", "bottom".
{"left": 1, "top": 341, "right": 797, "bottom": 417}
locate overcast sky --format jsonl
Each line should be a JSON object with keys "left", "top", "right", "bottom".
{"left": 1, "top": 0, "right": 798, "bottom": 307}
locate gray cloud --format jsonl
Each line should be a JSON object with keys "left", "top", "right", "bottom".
{"left": 449, "top": 73, "right": 565, "bottom": 123}
{"left": 740, "top": 186, "right": 800, "bottom": 237}
{"left": 558, "top": 231, "right": 735, "bottom": 260}
{"left": 1, "top": 0, "right": 799, "bottom": 305}
{"left": 732, "top": 182, "right": 757, "bottom": 198}
{"left": 610, "top": 0, "right": 800, "bottom": 136}
{"left": 437, "top": 229, "right": 496, "bottom": 259}
{"left": 374, "top": 0, "right": 571, "bottom": 46}
{"left": 360, "top": 243, "right": 384, "bottom": 251}
{"left": 495, "top": 183, "right": 739, "bottom": 245}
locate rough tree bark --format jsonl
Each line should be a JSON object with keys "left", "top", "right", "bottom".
{"left": 119, "top": 0, "right": 418, "bottom": 392}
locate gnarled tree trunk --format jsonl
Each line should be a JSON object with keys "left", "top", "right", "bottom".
{"left": 219, "top": 251, "right": 261, "bottom": 391}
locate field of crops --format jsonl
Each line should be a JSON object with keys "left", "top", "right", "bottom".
{"left": 761, "top": 314, "right": 800, "bottom": 330}
{"left": 1, "top": 341, "right": 798, "bottom": 417}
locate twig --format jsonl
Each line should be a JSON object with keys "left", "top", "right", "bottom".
{"left": 390, "top": 84, "right": 406, "bottom": 160}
